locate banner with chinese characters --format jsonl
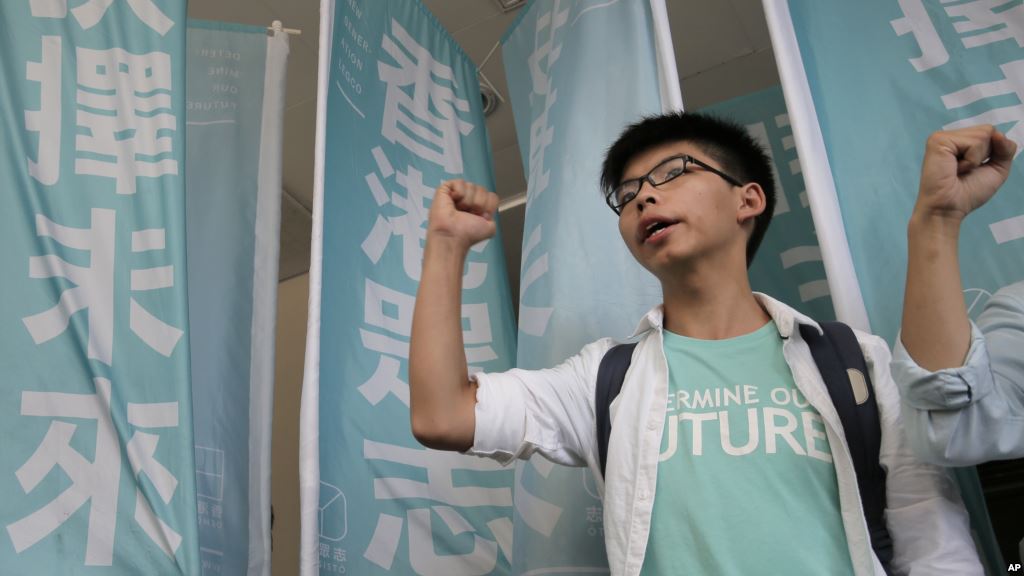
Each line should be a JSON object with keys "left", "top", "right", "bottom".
{"left": 186, "top": 21, "right": 289, "bottom": 576}
{"left": 501, "top": 0, "right": 679, "bottom": 572}
{"left": 0, "top": 1, "right": 199, "bottom": 574}
{"left": 703, "top": 86, "right": 835, "bottom": 322}
{"left": 765, "top": 1, "right": 1023, "bottom": 572}
{"left": 300, "top": 1, "right": 518, "bottom": 574}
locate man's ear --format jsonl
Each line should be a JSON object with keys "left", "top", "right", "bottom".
{"left": 737, "top": 182, "right": 767, "bottom": 225}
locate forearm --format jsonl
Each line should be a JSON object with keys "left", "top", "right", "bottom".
{"left": 409, "top": 234, "right": 477, "bottom": 451}
{"left": 900, "top": 212, "right": 971, "bottom": 371}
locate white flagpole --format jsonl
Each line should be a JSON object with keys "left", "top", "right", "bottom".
{"left": 299, "top": 1, "right": 334, "bottom": 574}
{"left": 649, "top": 0, "right": 684, "bottom": 113}
{"left": 762, "top": 0, "right": 871, "bottom": 331}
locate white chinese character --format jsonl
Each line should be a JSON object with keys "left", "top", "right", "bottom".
{"left": 526, "top": 94, "right": 556, "bottom": 204}
{"left": 891, "top": 0, "right": 950, "bottom": 72}
{"left": 527, "top": 0, "right": 568, "bottom": 96}
{"left": 945, "top": 0, "right": 1024, "bottom": 49}
{"left": 30, "top": 0, "right": 67, "bottom": 18}
{"left": 362, "top": 441, "right": 511, "bottom": 571}
{"left": 23, "top": 208, "right": 116, "bottom": 364}
{"left": 518, "top": 224, "right": 554, "bottom": 338}
{"left": 76, "top": 46, "right": 177, "bottom": 195}
{"left": 129, "top": 227, "right": 185, "bottom": 357}
{"left": 22, "top": 209, "right": 184, "bottom": 363}
{"left": 29, "top": 0, "right": 174, "bottom": 35}
{"left": 378, "top": 19, "right": 473, "bottom": 174}
{"left": 523, "top": 1, "right": 568, "bottom": 204}
{"left": 362, "top": 148, "right": 487, "bottom": 287}
{"left": 125, "top": 396, "right": 183, "bottom": 556}
{"left": 408, "top": 507, "right": 498, "bottom": 574}
{"left": 26, "top": 36, "right": 62, "bottom": 186}
{"left": 5, "top": 378, "right": 182, "bottom": 564}
{"left": 942, "top": 59, "right": 1024, "bottom": 154}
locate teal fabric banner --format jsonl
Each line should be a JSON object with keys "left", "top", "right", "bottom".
{"left": 186, "top": 21, "right": 288, "bottom": 576}
{"left": 703, "top": 86, "right": 836, "bottom": 322}
{"left": 502, "top": 0, "right": 668, "bottom": 572}
{"left": 0, "top": 1, "right": 199, "bottom": 574}
{"left": 307, "top": 1, "right": 518, "bottom": 574}
{"left": 775, "top": 1, "right": 1024, "bottom": 572}
{"left": 786, "top": 0, "right": 1024, "bottom": 342}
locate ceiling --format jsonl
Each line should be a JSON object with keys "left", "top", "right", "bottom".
{"left": 186, "top": 0, "right": 781, "bottom": 297}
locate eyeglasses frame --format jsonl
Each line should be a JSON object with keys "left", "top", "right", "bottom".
{"left": 605, "top": 154, "right": 745, "bottom": 215}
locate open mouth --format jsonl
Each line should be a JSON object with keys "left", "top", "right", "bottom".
{"left": 643, "top": 220, "right": 678, "bottom": 243}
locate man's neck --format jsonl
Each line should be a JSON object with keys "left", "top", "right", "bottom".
{"left": 659, "top": 258, "right": 771, "bottom": 340}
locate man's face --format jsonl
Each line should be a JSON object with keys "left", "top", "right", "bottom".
{"left": 615, "top": 141, "right": 751, "bottom": 278}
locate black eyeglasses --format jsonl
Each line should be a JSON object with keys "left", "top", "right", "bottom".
{"left": 605, "top": 154, "right": 744, "bottom": 215}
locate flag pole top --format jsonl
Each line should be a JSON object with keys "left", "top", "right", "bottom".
{"left": 268, "top": 20, "right": 301, "bottom": 35}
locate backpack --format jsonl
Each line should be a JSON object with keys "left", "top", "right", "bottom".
{"left": 595, "top": 321, "right": 894, "bottom": 572}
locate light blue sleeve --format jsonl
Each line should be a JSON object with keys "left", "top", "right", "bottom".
{"left": 892, "top": 281, "right": 1024, "bottom": 466}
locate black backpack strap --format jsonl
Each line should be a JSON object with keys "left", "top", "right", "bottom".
{"left": 596, "top": 342, "right": 637, "bottom": 479}
{"left": 799, "top": 322, "right": 893, "bottom": 572}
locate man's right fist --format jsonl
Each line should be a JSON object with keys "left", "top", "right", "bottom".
{"left": 915, "top": 125, "right": 1016, "bottom": 223}
{"left": 427, "top": 179, "right": 500, "bottom": 249}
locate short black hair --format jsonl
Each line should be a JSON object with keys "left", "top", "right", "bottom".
{"left": 601, "top": 111, "right": 776, "bottom": 265}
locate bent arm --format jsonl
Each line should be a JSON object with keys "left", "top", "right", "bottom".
{"left": 894, "top": 284, "right": 1024, "bottom": 465}
{"left": 900, "top": 126, "right": 1015, "bottom": 371}
{"left": 409, "top": 180, "right": 498, "bottom": 452}
{"left": 409, "top": 235, "right": 477, "bottom": 451}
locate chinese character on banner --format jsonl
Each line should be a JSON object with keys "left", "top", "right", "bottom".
{"left": 361, "top": 146, "right": 489, "bottom": 287}
{"left": 7, "top": 0, "right": 188, "bottom": 568}
{"left": 75, "top": 47, "right": 178, "bottom": 195}
{"left": 22, "top": 209, "right": 184, "bottom": 364}
{"left": 378, "top": 19, "right": 473, "bottom": 175}
{"left": 29, "top": 0, "right": 174, "bottom": 36}
{"left": 25, "top": 35, "right": 62, "bottom": 186}
{"left": 524, "top": 0, "right": 568, "bottom": 204}
{"left": 6, "top": 378, "right": 181, "bottom": 565}
{"left": 362, "top": 440, "right": 512, "bottom": 573}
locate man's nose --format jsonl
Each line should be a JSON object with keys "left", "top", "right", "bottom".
{"left": 634, "top": 179, "right": 658, "bottom": 212}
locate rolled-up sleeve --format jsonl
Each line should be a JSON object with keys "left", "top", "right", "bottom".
{"left": 893, "top": 282, "right": 1024, "bottom": 466}
{"left": 464, "top": 338, "right": 614, "bottom": 469}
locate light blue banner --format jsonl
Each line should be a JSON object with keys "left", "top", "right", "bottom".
{"left": 0, "top": 1, "right": 199, "bottom": 574}
{"left": 315, "top": 1, "right": 517, "bottom": 574}
{"left": 785, "top": 1, "right": 1024, "bottom": 572}
{"left": 788, "top": 0, "right": 1024, "bottom": 343}
{"left": 186, "top": 20, "right": 286, "bottom": 576}
{"left": 503, "top": 0, "right": 666, "bottom": 572}
{"left": 703, "top": 86, "right": 835, "bottom": 322}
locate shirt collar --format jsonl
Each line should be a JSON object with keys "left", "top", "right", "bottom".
{"left": 629, "top": 292, "right": 822, "bottom": 340}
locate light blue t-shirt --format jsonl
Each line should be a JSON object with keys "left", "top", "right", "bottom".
{"left": 640, "top": 322, "right": 854, "bottom": 575}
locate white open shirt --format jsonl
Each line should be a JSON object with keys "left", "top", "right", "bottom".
{"left": 467, "top": 293, "right": 981, "bottom": 576}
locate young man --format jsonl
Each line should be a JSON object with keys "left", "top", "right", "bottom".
{"left": 409, "top": 112, "right": 980, "bottom": 575}
{"left": 894, "top": 124, "right": 1024, "bottom": 466}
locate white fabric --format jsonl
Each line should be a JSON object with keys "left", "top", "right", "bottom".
{"left": 299, "top": 1, "right": 335, "bottom": 574}
{"left": 468, "top": 293, "right": 981, "bottom": 576}
{"left": 248, "top": 27, "right": 288, "bottom": 576}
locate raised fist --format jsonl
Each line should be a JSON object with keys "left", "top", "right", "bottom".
{"left": 427, "top": 179, "right": 500, "bottom": 249}
{"left": 916, "top": 125, "right": 1016, "bottom": 222}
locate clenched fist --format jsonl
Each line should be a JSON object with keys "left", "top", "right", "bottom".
{"left": 428, "top": 179, "right": 500, "bottom": 250}
{"left": 915, "top": 124, "right": 1016, "bottom": 223}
